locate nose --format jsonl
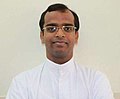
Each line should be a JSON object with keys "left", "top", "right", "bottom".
{"left": 55, "top": 28, "right": 65, "bottom": 38}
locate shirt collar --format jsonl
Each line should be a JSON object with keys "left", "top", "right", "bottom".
{"left": 45, "top": 57, "right": 75, "bottom": 75}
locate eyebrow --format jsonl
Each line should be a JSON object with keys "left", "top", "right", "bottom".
{"left": 62, "top": 23, "right": 74, "bottom": 26}
{"left": 45, "top": 23, "right": 58, "bottom": 27}
{"left": 45, "top": 23, "right": 74, "bottom": 27}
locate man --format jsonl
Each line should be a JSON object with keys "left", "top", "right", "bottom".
{"left": 6, "top": 3, "right": 114, "bottom": 99}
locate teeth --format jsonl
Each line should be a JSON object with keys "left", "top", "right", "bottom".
{"left": 57, "top": 42, "right": 64, "bottom": 43}
{"left": 53, "top": 42, "right": 66, "bottom": 46}
{"left": 53, "top": 40, "right": 68, "bottom": 44}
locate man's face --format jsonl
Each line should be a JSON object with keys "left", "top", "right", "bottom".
{"left": 40, "top": 10, "right": 79, "bottom": 63}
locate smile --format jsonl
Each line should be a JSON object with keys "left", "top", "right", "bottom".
{"left": 53, "top": 40, "right": 68, "bottom": 44}
{"left": 52, "top": 40, "right": 68, "bottom": 46}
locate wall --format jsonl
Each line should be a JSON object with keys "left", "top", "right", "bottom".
{"left": 0, "top": 0, "right": 120, "bottom": 97}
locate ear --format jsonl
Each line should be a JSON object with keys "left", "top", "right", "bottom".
{"left": 75, "top": 31, "right": 79, "bottom": 44}
{"left": 40, "top": 31, "right": 45, "bottom": 44}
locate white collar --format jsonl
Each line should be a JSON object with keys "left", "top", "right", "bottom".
{"left": 44, "top": 57, "right": 75, "bottom": 76}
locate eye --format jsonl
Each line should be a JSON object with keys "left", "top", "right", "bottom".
{"left": 63, "top": 26, "right": 73, "bottom": 32}
{"left": 46, "top": 26, "right": 57, "bottom": 33}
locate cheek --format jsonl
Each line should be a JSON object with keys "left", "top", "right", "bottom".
{"left": 73, "top": 33, "right": 79, "bottom": 44}
{"left": 68, "top": 35, "right": 77, "bottom": 43}
{"left": 44, "top": 34, "right": 53, "bottom": 45}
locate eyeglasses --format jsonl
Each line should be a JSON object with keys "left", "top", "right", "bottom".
{"left": 42, "top": 26, "right": 76, "bottom": 33}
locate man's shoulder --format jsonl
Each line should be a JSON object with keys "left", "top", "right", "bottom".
{"left": 76, "top": 63, "right": 108, "bottom": 80}
{"left": 13, "top": 63, "right": 44, "bottom": 81}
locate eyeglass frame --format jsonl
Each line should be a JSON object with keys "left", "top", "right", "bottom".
{"left": 42, "top": 25, "right": 77, "bottom": 33}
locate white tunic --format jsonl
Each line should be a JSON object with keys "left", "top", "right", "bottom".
{"left": 6, "top": 58, "right": 114, "bottom": 99}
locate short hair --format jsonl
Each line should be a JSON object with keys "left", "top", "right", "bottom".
{"left": 39, "top": 3, "right": 80, "bottom": 32}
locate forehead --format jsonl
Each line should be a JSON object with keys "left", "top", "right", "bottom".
{"left": 44, "top": 10, "right": 74, "bottom": 26}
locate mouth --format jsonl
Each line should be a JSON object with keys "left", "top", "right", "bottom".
{"left": 53, "top": 40, "right": 68, "bottom": 44}
{"left": 52, "top": 40, "right": 68, "bottom": 46}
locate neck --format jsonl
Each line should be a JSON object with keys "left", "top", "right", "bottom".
{"left": 47, "top": 56, "right": 73, "bottom": 64}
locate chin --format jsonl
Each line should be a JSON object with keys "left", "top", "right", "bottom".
{"left": 53, "top": 51, "right": 67, "bottom": 58}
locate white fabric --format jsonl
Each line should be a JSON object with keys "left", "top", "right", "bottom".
{"left": 6, "top": 58, "right": 114, "bottom": 99}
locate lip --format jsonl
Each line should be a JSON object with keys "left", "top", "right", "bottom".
{"left": 53, "top": 40, "right": 68, "bottom": 44}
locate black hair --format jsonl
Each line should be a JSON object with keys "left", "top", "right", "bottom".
{"left": 39, "top": 3, "right": 80, "bottom": 31}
